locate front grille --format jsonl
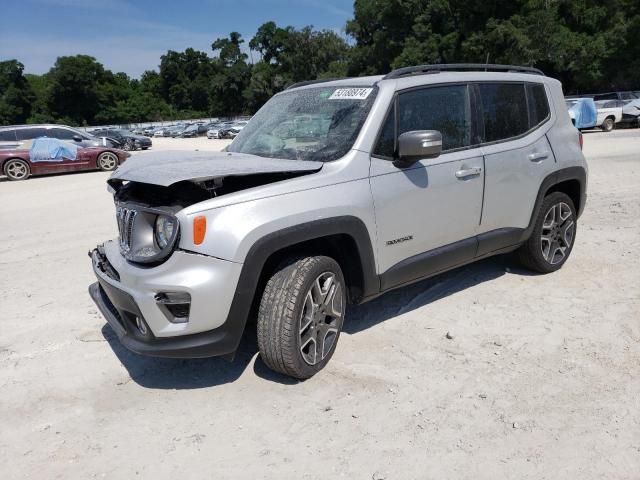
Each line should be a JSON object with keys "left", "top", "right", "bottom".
{"left": 116, "top": 206, "right": 137, "bottom": 254}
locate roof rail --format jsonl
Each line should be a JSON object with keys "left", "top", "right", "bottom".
{"left": 382, "top": 63, "right": 544, "bottom": 80}
{"left": 285, "top": 77, "right": 342, "bottom": 90}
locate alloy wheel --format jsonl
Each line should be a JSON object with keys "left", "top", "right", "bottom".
{"left": 299, "top": 272, "right": 344, "bottom": 366}
{"left": 98, "top": 152, "right": 118, "bottom": 170}
{"left": 541, "top": 202, "right": 575, "bottom": 265}
{"left": 5, "top": 160, "right": 29, "bottom": 180}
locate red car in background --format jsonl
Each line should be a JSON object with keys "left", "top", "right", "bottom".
{"left": 0, "top": 146, "right": 130, "bottom": 181}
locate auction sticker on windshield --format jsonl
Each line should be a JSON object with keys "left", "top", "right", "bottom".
{"left": 329, "top": 88, "right": 373, "bottom": 100}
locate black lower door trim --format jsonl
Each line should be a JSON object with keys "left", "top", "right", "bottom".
{"left": 378, "top": 227, "right": 526, "bottom": 294}
{"left": 476, "top": 227, "right": 525, "bottom": 257}
{"left": 380, "top": 237, "right": 478, "bottom": 291}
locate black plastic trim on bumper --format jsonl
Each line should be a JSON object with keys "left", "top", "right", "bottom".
{"left": 89, "top": 282, "right": 241, "bottom": 358}
{"left": 89, "top": 248, "right": 243, "bottom": 359}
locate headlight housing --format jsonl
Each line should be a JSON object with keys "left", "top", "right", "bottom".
{"left": 116, "top": 204, "right": 180, "bottom": 264}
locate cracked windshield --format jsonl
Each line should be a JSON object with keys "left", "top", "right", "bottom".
{"left": 228, "top": 86, "right": 378, "bottom": 161}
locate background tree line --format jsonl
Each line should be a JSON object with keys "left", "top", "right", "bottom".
{"left": 1, "top": 0, "right": 639, "bottom": 126}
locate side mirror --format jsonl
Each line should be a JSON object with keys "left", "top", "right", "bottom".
{"left": 73, "top": 135, "right": 82, "bottom": 142}
{"left": 395, "top": 130, "right": 442, "bottom": 168}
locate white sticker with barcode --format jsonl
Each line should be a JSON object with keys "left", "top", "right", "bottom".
{"left": 329, "top": 88, "right": 373, "bottom": 100}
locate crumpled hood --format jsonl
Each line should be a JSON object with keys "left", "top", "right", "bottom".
{"left": 108, "top": 150, "right": 322, "bottom": 187}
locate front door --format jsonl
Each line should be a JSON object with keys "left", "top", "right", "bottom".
{"left": 369, "top": 84, "right": 485, "bottom": 290}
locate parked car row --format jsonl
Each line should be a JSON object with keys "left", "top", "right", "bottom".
{"left": 565, "top": 90, "right": 640, "bottom": 131}
{"left": 112, "top": 120, "right": 251, "bottom": 140}
{"left": 206, "top": 121, "right": 249, "bottom": 139}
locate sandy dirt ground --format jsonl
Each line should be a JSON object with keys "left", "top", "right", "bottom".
{"left": 1, "top": 131, "right": 639, "bottom": 479}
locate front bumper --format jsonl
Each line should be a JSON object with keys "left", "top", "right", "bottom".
{"left": 89, "top": 241, "right": 244, "bottom": 358}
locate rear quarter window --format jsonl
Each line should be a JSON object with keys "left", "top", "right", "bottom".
{"left": 527, "top": 83, "right": 550, "bottom": 127}
{"left": 0, "top": 129, "right": 17, "bottom": 141}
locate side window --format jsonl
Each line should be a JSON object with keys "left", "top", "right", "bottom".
{"left": 478, "top": 83, "right": 529, "bottom": 142}
{"left": 0, "top": 129, "right": 17, "bottom": 141}
{"left": 527, "top": 83, "right": 550, "bottom": 127}
{"left": 16, "top": 128, "right": 47, "bottom": 140}
{"left": 594, "top": 93, "right": 616, "bottom": 101}
{"left": 373, "top": 103, "right": 396, "bottom": 158}
{"left": 51, "top": 128, "right": 76, "bottom": 140}
{"left": 397, "top": 85, "right": 471, "bottom": 151}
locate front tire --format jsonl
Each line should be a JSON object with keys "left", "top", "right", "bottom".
{"left": 4, "top": 158, "right": 30, "bottom": 181}
{"left": 257, "top": 256, "right": 346, "bottom": 379}
{"left": 517, "top": 192, "right": 577, "bottom": 273}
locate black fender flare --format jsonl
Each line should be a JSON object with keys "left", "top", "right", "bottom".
{"left": 223, "top": 216, "right": 379, "bottom": 355}
{"left": 521, "top": 166, "right": 587, "bottom": 242}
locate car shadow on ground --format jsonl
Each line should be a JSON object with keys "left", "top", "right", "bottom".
{"left": 344, "top": 255, "right": 529, "bottom": 334}
{"left": 102, "top": 253, "right": 533, "bottom": 389}
{"left": 101, "top": 323, "right": 270, "bottom": 389}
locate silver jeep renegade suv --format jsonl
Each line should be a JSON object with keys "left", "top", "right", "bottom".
{"left": 89, "top": 64, "right": 587, "bottom": 379}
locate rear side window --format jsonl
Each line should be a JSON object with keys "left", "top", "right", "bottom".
{"left": 594, "top": 93, "right": 617, "bottom": 101}
{"left": 478, "top": 83, "right": 529, "bottom": 142}
{"left": 0, "top": 129, "right": 16, "bottom": 141}
{"left": 527, "top": 84, "right": 550, "bottom": 127}
{"left": 397, "top": 85, "right": 471, "bottom": 151}
{"left": 16, "top": 128, "right": 47, "bottom": 140}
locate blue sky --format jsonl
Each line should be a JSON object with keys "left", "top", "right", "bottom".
{"left": 0, "top": 0, "right": 353, "bottom": 77}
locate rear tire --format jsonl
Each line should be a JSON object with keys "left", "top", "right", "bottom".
{"left": 97, "top": 151, "right": 119, "bottom": 171}
{"left": 602, "top": 117, "right": 614, "bottom": 132}
{"left": 257, "top": 256, "right": 346, "bottom": 379}
{"left": 4, "top": 158, "right": 30, "bottom": 181}
{"left": 517, "top": 192, "right": 577, "bottom": 273}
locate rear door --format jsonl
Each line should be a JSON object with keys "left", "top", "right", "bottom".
{"left": 370, "top": 84, "right": 485, "bottom": 288}
{"left": 477, "top": 82, "right": 556, "bottom": 255}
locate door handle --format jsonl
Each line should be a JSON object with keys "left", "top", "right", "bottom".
{"left": 455, "top": 166, "right": 482, "bottom": 179}
{"left": 528, "top": 151, "right": 549, "bottom": 162}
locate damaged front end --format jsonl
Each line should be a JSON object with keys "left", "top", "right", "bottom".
{"left": 103, "top": 150, "right": 323, "bottom": 265}
{"left": 107, "top": 150, "right": 323, "bottom": 209}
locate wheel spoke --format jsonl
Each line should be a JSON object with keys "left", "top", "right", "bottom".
{"left": 329, "top": 283, "right": 343, "bottom": 318}
{"left": 316, "top": 324, "right": 339, "bottom": 360}
{"left": 561, "top": 220, "right": 575, "bottom": 248}
{"left": 541, "top": 235, "right": 552, "bottom": 261}
{"left": 299, "top": 291, "right": 314, "bottom": 334}
{"left": 320, "top": 276, "right": 334, "bottom": 306}
{"left": 311, "top": 277, "right": 324, "bottom": 304}
{"left": 543, "top": 206, "right": 556, "bottom": 228}
{"left": 299, "top": 330, "right": 317, "bottom": 364}
{"left": 559, "top": 203, "right": 571, "bottom": 222}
